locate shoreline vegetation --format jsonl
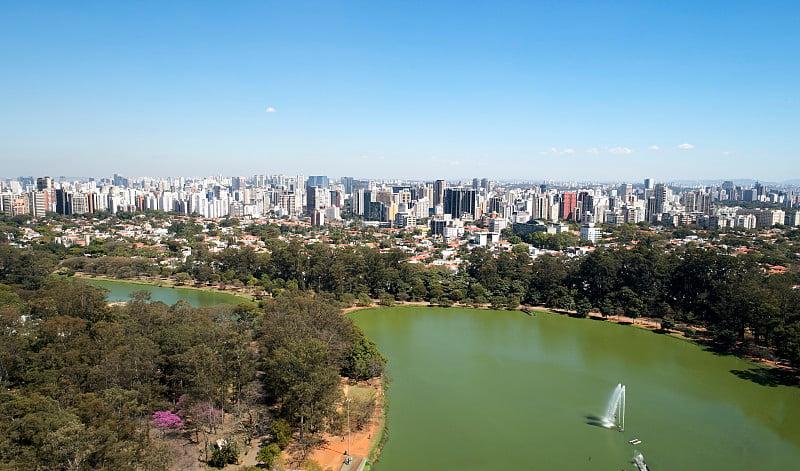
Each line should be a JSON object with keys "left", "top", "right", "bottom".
{"left": 74, "top": 268, "right": 797, "bottom": 377}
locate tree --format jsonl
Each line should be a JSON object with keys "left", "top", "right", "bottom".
{"left": 343, "top": 329, "right": 386, "bottom": 381}
{"left": 270, "top": 418, "right": 292, "bottom": 449}
{"left": 357, "top": 292, "right": 373, "bottom": 307}
{"left": 774, "top": 322, "right": 800, "bottom": 367}
{"left": 575, "top": 297, "right": 592, "bottom": 318}
{"left": 378, "top": 294, "right": 394, "bottom": 306}
{"left": 257, "top": 443, "right": 282, "bottom": 468}
{"left": 173, "top": 272, "right": 191, "bottom": 285}
{"left": 151, "top": 411, "right": 184, "bottom": 435}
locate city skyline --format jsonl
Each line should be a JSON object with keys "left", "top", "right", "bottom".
{"left": 1, "top": 1, "right": 798, "bottom": 181}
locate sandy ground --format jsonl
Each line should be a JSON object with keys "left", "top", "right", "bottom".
{"left": 303, "top": 382, "right": 385, "bottom": 471}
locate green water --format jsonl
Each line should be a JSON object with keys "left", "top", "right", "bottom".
{"left": 350, "top": 306, "right": 800, "bottom": 470}
{"left": 85, "top": 278, "right": 248, "bottom": 307}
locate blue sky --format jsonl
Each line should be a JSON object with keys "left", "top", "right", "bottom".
{"left": 1, "top": 1, "right": 798, "bottom": 182}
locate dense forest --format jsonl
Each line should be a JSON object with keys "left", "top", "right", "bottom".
{"left": 0, "top": 259, "right": 385, "bottom": 469}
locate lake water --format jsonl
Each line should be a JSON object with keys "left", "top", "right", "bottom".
{"left": 85, "top": 278, "right": 249, "bottom": 307}
{"left": 350, "top": 306, "right": 800, "bottom": 470}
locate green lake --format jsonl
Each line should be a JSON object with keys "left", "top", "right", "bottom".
{"left": 85, "top": 278, "right": 248, "bottom": 307}
{"left": 349, "top": 306, "right": 800, "bottom": 470}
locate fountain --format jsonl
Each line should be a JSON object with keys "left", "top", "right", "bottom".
{"left": 633, "top": 450, "right": 649, "bottom": 471}
{"left": 601, "top": 383, "right": 626, "bottom": 431}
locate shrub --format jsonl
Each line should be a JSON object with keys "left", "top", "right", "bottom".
{"left": 256, "top": 443, "right": 281, "bottom": 468}
{"left": 208, "top": 441, "right": 238, "bottom": 468}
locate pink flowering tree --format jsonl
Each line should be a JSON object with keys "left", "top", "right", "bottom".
{"left": 151, "top": 411, "right": 185, "bottom": 436}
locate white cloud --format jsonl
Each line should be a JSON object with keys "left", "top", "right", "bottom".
{"left": 265, "top": 107, "right": 276, "bottom": 113}
{"left": 678, "top": 143, "right": 695, "bottom": 149}
{"left": 649, "top": 145, "right": 660, "bottom": 151}
{"left": 608, "top": 147, "right": 634, "bottom": 155}
{"left": 585, "top": 147, "right": 600, "bottom": 154}
{"left": 540, "top": 147, "right": 578, "bottom": 155}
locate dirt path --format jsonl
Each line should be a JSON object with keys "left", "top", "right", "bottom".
{"left": 304, "top": 382, "right": 385, "bottom": 470}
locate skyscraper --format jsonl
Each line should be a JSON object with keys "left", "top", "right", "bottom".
{"left": 306, "top": 176, "right": 329, "bottom": 188}
{"left": 444, "top": 187, "right": 476, "bottom": 220}
{"left": 433, "top": 179, "right": 446, "bottom": 208}
{"left": 559, "top": 192, "right": 577, "bottom": 221}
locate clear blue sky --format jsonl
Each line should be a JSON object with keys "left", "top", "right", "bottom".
{"left": 1, "top": 1, "right": 798, "bottom": 182}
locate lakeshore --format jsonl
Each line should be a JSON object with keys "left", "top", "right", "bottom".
{"left": 302, "top": 380, "right": 386, "bottom": 471}
{"left": 75, "top": 274, "right": 255, "bottom": 306}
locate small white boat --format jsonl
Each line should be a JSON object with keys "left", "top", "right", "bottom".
{"left": 628, "top": 439, "right": 642, "bottom": 445}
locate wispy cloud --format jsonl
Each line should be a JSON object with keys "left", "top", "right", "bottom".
{"left": 265, "top": 107, "right": 276, "bottom": 113}
{"left": 585, "top": 147, "right": 600, "bottom": 154}
{"left": 608, "top": 147, "right": 634, "bottom": 155}
{"left": 678, "top": 143, "right": 695, "bottom": 149}
{"left": 649, "top": 145, "right": 660, "bottom": 151}
{"left": 540, "top": 147, "right": 577, "bottom": 155}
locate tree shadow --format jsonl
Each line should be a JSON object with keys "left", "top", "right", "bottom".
{"left": 693, "top": 337, "right": 737, "bottom": 357}
{"left": 731, "top": 367, "right": 800, "bottom": 387}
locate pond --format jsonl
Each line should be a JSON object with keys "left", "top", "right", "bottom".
{"left": 85, "top": 278, "right": 249, "bottom": 307}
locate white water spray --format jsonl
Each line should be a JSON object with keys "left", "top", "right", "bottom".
{"left": 601, "top": 383, "right": 626, "bottom": 431}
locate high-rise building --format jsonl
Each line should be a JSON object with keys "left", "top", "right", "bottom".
{"left": 433, "top": 179, "right": 446, "bottom": 207}
{"left": 55, "top": 188, "right": 71, "bottom": 215}
{"left": 559, "top": 192, "right": 577, "bottom": 221}
{"left": 444, "top": 187, "right": 476, "bottom": 220}
{"left": 644, "top": 178, "right": 653, "bottom": 190}
{"left": 653, "top": 183, "right": 668, "bottom": 214}
{"left": 36, "top": 176, "right": 53, "bottom": 191}
{"left": 306, "top": 175, "right": 329, "bottom": 188}
{"left": 306, "top": 186, "right": 330, "bottom": 212}
{"left": 341, "top": 176, "right": 354, "bottom": 195}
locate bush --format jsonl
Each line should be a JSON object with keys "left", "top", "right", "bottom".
{"left": 270, "top": 418, "right": 292, "bottom": 450}
{"left": 378, "top": 294, "right": 394, "bottom": 306}
{"left": 208, "top": 441, "right": 238, "bottom": 468}
{"left": 256, "top": 443, "right": 281, "bottom": 468}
